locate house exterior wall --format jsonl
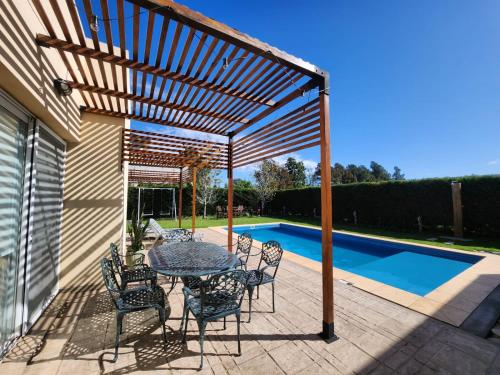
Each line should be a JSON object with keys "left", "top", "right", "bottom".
{"left": 60, "top": 113, "right": 128, "bottom": 289}
{"left": 0, "top": 0, "right": 82, "bottom": 142}
{"left": 0, "top": 0, "right": 128, "bottom": 289}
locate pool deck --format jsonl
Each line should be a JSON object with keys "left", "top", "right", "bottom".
{"left": 214, "top": 223, "right": 500, "bottom": 327}
{"left": 2, "top": 227, "right": 500, "bottom": 374}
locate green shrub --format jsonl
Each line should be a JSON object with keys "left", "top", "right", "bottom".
{"left": 127, "top": 175, "right": 500, "bottom": 236}
{"left": 268, "top": 175, "right": 500, "bottom": 236}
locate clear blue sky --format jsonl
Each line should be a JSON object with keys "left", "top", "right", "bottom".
{"left": 129, "top": 0, "right": 500, "bottom": 180}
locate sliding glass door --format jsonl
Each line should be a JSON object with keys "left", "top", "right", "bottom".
{"left": 26, "top": 126, "right": 65, "bottom": 326}
{"left": 0, "top": 92, "right": 66, "bottom": 357}
{"left": 0, "top": 99, "right": 28, "bottom": 355}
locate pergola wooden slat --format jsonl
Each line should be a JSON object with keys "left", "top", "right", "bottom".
{"left": 35, "top": 0, "right": 335, "bottom": 342}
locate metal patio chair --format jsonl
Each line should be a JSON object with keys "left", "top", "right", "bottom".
{"left": 245, "top": 240, "right": 284, "bottom": 322}
{"left": 100, "top": 258, "right": 169, "bottom": 362}
{"left": 181, "top": 270, "right": 248, "bottom": 369}
{"left": 224, "top": 232, "right": 253, "bottom": 270}
{"left": 109, "top": 243, "right": 157, "bottom": 290}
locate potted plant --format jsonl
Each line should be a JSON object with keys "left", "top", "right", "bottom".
{"left": 127, "top": 209, "right": 149, "bottom": 266}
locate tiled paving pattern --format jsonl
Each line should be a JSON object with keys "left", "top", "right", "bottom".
{"left": 1, "top": 228, "right": 499, "bottom": 374}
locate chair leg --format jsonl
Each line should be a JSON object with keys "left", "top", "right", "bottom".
{"left": 236, "top": 313, "right": 241, "bottom": 356}
{"left": 198, "top": 321, "right": 207, "bottom": 370}
{"left": 182, "top": 310, "right": 189, "bottom": 344}
{"left": 257, "top": 285, "right": 260, "bottom": 299}
{"left": 223, "top": 316, "right": 226, "bottom": 330}
{"left": 158, "top": 308, "right": 168, "bottom": 351}
{"left": 180, "top": 295, "right": 188, "bottom": 331}
{"left": 247, "top": 286, "right": 254, "bottom": 323}
{"left": 113, "top": 312, "right": 123, "bottom": 362}
{"left": 272, "top": 282, "right": 275, "bottom": 313}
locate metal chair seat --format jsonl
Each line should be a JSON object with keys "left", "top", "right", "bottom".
{"left": 246, "top": 270, "right": 274, "bottom": 286}
{"left": 185, "top": 294, "right": 240, "bottom": 319}
{"left": 118, "top": 285, "right": 167, "bottom": 311}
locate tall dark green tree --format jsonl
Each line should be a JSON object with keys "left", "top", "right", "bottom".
{"left": 233, "top": 179, "right": 253, "bottom": 189}
{"left": 285, "top": 157, "right": 306, "bottom": 188}
{"left": 332, "top": 163, "right": 345, "bottom": 184}
{"left": 392, "top": 166, "right": 405, "bottom": 180}
{"left": 370, "top": 161, "right": 391, "bottom": 181}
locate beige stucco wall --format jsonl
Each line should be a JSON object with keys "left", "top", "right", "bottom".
{"left": 0, "top": 0, "right": 130, "bottom": 289}
{"left": 0, "top": 0, "right": 83, "bottom": 142}
{"left": 60, "top": 113, "right": 128, "bottom": 289}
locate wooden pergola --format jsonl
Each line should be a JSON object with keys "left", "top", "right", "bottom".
{"left": 35, "top": 0, "right": 335, "bottom": 341}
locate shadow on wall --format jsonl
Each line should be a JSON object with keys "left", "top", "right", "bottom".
{"left": 59, "top": 113, "right": 125, "bottom": 290}
{"left": 0, "top": 0, "right": 81, "bottom": 141}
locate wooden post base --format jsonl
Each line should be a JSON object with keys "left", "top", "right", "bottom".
{"left": 319, "top": 321, "right": 338, "bottom": 343}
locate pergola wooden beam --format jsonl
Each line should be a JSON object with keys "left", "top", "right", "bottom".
{"left": 36, "top": 34, "right": 276, "bottom": 107}
{"left": 318, "top": 75, "right": 335, "bottom": 342}
{"left": 84, "top": 107, "right": 226, "bottom": 135}
{"left": 192, "top": 168, "right": 197, "bottom": 233}
{"left": 70, "top": 81, "right": 249, "bottom": 124}
{"left": 178, "top": 167, "right": 184, "bottom": 228}
{"left": 227, "top": 136, "right": 234, "bottom": 251}
{"left": 231, "top": 79, "right": 320, "bottom": 135}
{"left": 127, "top": 0, "right": 327, "bottom": 79}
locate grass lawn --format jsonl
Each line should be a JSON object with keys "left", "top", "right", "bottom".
{"left": 157, "top": 215, "right": 500, "bottom": 253}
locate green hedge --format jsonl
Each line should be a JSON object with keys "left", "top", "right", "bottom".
{"left": 127, "top": 175, "right": 500, "bottom": 236}
{"left": 267, "top": 175, "right": 500, "bottom": 236}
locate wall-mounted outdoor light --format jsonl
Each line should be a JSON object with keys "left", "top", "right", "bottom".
{"left": 53, "top": 78, "right": 72, "bottom": 96}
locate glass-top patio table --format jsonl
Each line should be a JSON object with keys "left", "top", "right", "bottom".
{"left": 148, "top": 241, "right": 239, "bottom": 278}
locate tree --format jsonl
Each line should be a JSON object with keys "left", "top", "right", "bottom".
{"left": 196, "top": 169, "right": 220, "bottom": 218}
{"left": 233, "top": 179, "right": 253, "bottom": 189}
{"left": 254, "top": 160, "right": 281, "bottom": 213}
{"left": 346, "top": 164, "right": 374, "bottom": 183}
{"left": 370, "top": 161, "right": 391, "bottom": 181}
{"left": 305, "top": 166, "right": 317, "bottom": 186}
{"left": 392, "top": 166, "right": 405, "bottom": 180}
{"left": 285, "top": 157, "right": 306, "bottom": 188}
{"left": 313, "top": 162, "right": 335, "bottom": 185}
{"left": 332, "top": 163, "right": 345, "bottom": 184}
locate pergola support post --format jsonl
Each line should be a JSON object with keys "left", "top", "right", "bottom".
{"left": 178, "top": 168, "right": 183, "bottom": 228}
{"left": 192, "top": 168, "right": 197, "bottom": 233}
{"left": 319, "top": 75, "right": 337, "bottom": 343}
{"left": 227, "top": 136, "right": 234, "bottom": 251}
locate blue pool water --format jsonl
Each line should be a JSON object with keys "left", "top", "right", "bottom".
{"left": 231, "top": 223, "right": 482, "bottom": 296}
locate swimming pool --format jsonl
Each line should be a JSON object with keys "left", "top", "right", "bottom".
{"left": 231, "top": 223, "right": 483, "bottom": 296}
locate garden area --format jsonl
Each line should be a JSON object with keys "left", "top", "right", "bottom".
{"left": 129, "top": 159, "right": 500, "bottom": 253}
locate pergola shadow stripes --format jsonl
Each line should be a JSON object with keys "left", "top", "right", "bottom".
{"left": 34, "top": 0, "right": 335, "bottom": 342}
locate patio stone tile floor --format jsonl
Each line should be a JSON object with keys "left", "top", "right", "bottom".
{"left": 1, "top": 228, "right": 499, "bottom": 374}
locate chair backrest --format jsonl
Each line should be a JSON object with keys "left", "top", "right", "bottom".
{"left": 236, "top": 232, "right": 253, "bottom": 256}
{"left": 148, "top": 218, "right": 164, "bottom": 236}
{"left": 200, "top": 270, "right": 248, "bottom": 317}
{"left": 109, "top": 243, "right": 124, "bottom": 274}
{"left": 259, "top": 240, "right": 284, "bottom": 277}
{"left": 164, "top": 228, "right": 193, "bottom": 243}
{"left": 101, "top": 258, "right": 120, "bottom": 308}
